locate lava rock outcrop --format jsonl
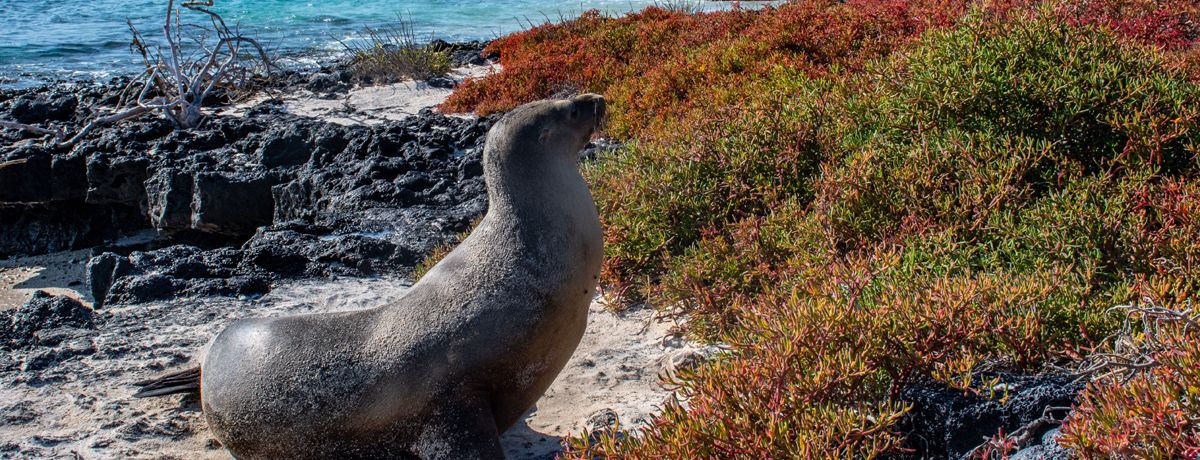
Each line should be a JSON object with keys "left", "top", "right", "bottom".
{"left": 3, "top": 78, "right": 497, "bottom": 305}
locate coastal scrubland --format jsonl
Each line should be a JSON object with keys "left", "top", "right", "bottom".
{"left": 342, "top": 18, "right": 452, "bottom": 83}
{"left": 443, "top": 0, "right": 1200, "bottom": 457}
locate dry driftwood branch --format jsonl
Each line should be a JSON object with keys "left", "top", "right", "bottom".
{"left": 0, "top": 120, "right": 62, "bottom": 138}
{"left": 1, "top": 105, "right": 155, "bottom": 148}
{"left": 1057, "top": 298, "right": 1199, "bottom": 384}
{"left": 129, "top": 0, "right": 276, "bottom": 128}
{"left": 61, "top": 105, "right": 156, "bottom": 147}
{"left": 6, "top": 0, "right": 275, "bottom": 147}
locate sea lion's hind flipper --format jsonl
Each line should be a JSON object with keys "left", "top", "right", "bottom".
{"left": 131, "top": 366, "right": 201, "bottom": 398}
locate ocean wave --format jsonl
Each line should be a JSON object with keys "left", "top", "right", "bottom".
{"left": 305, "top": 14, "right": 354, "bottom": 25}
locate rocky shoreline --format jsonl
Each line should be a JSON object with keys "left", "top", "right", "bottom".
{"left": 1, "top": 42, "right": 503, "bottom": 307}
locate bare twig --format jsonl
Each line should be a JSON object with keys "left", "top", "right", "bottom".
{"left": 1057, "top": 298, "right": 1198, "bottom": 384}
{"left": 961, "top": 406, "right": 1073, "bottom": 459}
{"left": 62, "top": 106, "right": 155, "bottom": 147}
{"left": 0, "top": 120, "right": 62, "bottom": 138}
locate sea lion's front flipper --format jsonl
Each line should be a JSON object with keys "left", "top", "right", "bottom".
{"left": 413, "top": 400, "right": 504, "bottom": 460}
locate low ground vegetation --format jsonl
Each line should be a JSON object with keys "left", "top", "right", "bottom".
{"left": 1060, "top": 302, "right": 1200, "bottom": 458}
{"left": 443, "top": 0, "right": 1200, "bottom": 456}
{"left": 342, "top": 17, "right": 451, "bottom": 83}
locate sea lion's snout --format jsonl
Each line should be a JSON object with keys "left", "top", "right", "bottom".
{"left": 570, "top": 93, "right": 606, "bottom": 132}
{"left": 571, "top": 93, "right": 605, "bottom": 119}
{"left": 504, "top": 94, "right": 608, "bottom": 153}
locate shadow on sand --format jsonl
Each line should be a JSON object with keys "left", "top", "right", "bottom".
{"left": 501, "top": 412, "right": 564, "bottom": 460}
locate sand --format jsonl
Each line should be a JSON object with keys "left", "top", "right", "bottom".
{"left": 0, "top": 231, "right": 158, "bottom": 311}
{"left": 0, "top": 276, "right": 698, "bottom": 458}
{"left": 505, "top": 300, "right": 705, "bottom": 459}
{"left": 0, "top": 249, "right": 94, "bottom": 311}
{"left": 220, "top": 64, "right": 498, "bottom": 125}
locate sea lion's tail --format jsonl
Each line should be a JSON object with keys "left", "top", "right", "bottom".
{"left": 132, "top": 366, "right": 201, "bottom": 398}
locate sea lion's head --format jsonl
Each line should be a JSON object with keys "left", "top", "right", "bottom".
{"left": 483, "top": 93, "right": 606, "bottom": 171}
{"left": 535, "top": 93, "right": 606, "bottom": 152}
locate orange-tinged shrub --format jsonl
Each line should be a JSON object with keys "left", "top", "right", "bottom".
{"left": 441, "top": 0, "right": 969, "bottom": 138}
{"left": 1059, "top": 302, "right": 1200, "bottom": 457}
{"left": 563, "top": 247, "right": 1081, "bottom": 458}
{"left": 1057, "top": 0, "right": 1200, "bottom": 50}
{"left": 439, "top": 0, "right": 1200, "bottom": 456}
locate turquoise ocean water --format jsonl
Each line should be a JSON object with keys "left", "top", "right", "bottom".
{"left": 0, "top": 0, "right": 710, "bottom": 87}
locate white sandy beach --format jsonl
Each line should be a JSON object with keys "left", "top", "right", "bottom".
{"left": 220, "top": 64, "right": 498, "bottom": 125}
{"left": 0, "top": 273, "right": 696, "bottom": 459}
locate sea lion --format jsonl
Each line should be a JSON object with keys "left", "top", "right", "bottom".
{"left": 134, "top": 93, "right": 607, "bottom": 459}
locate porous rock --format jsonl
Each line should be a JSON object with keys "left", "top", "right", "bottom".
{"left": 255, "top": 122, "right": 314, "bottom": 168}
{"left": 305, "top": 72, "right": 344, "bottom": 93}
{"left": 85, "top": 152, "right": 150, "bottom": 206}
{"left": 86, "top": 252, "right": 134, "bottom": 308}
{"left": 143, "top": 168, "right": 194, "bottom": 232}
{"left": 190, "top": 171, "right": 279, "bottom": 237}
{"left": 94, "top": 246, "right": 271, "bottom": 306}
{"left": 896, "top": 373, "right": 1083, "bottom": 459}
{"left": 0, "top": 202, "right": 144, "bottom": 258}
{"left": 0, "top": 155, "right": 51, "bottom": 203}
{"left": 1010, "top": 427, "right": 1071, "bottom": 460}
{"left": 1, "top": 291, "right": 94, "bottom": 350}
{"left": 9, "top": 93, "right": 77, "bottom": 124}
{"left": 5, "top": 70, "right": 496, "bottom": 306}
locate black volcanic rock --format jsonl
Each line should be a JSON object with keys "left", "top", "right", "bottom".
{"left": 191, "top": 171, "right": 279, "bottom": 237}
{"left": 429, "top": 39, "right": 496, "bottom": 67}
{"left": 1, "top": 291, "right": 94, "bottom": 350}
{"left": 256, "top": 122, "right": 315, "bottom": 168}
{"left": 86, "top": 252, "right": 134, "bottom": 307}
{"left": 9, "top": 94, "right": 77, "bottom": 124}
{"left": 85, "top": 152, "right": 150, "bottom": 206}
{"left": 68, "top": 108, "right": 494, "bottom": 305}
{"left": 0, "top": 154, "right": 51, "bottom": 203}
{"left": 0, "top": 202, "right": 145, "bottom": 258}
{"left": 96, "top": 245, "right": 272, "bottom": 306}
{"left": 143, "top": 168, "right": 193, "bottom": 232}
{"left": 305, "top": 72, "right": 346, "bottom": 93}
{"left": 3, "top": 68, "right": 498, "bottom": 304}
{"left": 427, "top": 76, "right": 457, "bottom": 89}
{"left": 896, "top": 373, "right": 1083, "bottom": 459}
{"left": 50, "top": 153, "right": 88, "bottom": 201}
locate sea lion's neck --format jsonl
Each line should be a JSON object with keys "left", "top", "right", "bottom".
{"left": 474, "top": 150, "right": 602, "bottom": 288}
{"left": 483, "top": 152, "right": 588, "bottom": 221}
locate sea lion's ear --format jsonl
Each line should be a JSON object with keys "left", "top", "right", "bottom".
{"left": 539, "top": 128, "right": 551, "bottom": 144}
